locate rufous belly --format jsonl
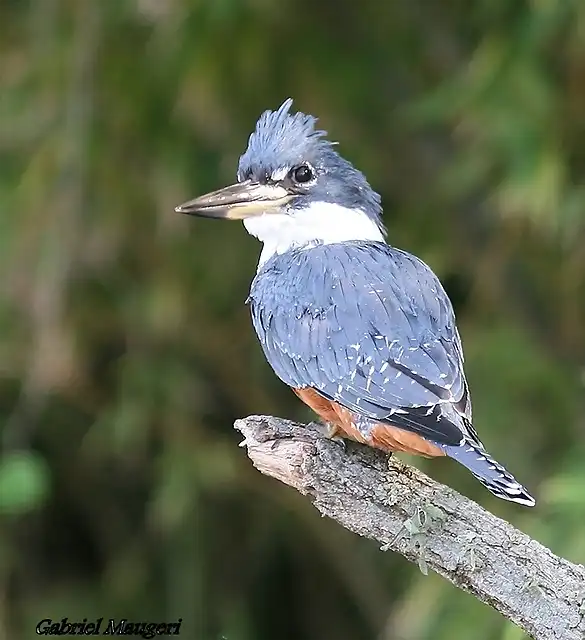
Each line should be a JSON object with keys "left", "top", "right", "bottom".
{"left": 293, "top": 387, "right": 445, "bottom": 459}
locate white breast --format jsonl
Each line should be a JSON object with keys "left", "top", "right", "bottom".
{"left": 243, "top": 201, "right": 385, "bottom": 267}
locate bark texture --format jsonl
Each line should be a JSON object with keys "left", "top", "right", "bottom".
{"left": 235, "top": 415, "right": 585, "bottom": 640}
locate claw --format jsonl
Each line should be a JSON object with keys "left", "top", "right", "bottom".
{"left": 312, "top": 422, "right": 347, "bottom": 450}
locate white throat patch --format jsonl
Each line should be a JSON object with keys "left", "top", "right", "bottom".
{"left": 243, "top": 201, "right": 385, "bottom": 267}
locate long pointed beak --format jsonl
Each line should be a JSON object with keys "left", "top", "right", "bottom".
{"left": 175, "top": 180, "right": 292, "bottom": 220}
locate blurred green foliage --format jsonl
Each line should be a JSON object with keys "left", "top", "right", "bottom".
{"left": 0, "top": 0, "right": 584, "bottom": 638}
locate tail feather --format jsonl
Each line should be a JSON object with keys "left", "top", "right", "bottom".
{"left": 443, "top": 440, "right": 536, "bottom": 507}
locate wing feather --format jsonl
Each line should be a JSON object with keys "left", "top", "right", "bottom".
{"left": 249, "top": 241, "right": 474, "bottom": 446}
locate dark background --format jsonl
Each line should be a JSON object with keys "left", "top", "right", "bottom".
{"left": 1, "top": 1, "right": 584, "bottom": 639}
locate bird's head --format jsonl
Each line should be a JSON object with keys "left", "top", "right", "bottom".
{"left": 176, "top": 99, "right": 385, "bottom": 265}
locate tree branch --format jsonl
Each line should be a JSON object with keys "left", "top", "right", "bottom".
{"left": 235, "top": 415, "right": 585, "bottom": 640}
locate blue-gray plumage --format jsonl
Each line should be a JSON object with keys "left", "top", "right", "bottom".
{"left": 238, "top": 99, "right": 384, "bottom": 228}
{"left": 248, "top": 242, "right": 466, "bottom": 442}
{"left": 176, "top": 98, "right": 535, "bottom": 506}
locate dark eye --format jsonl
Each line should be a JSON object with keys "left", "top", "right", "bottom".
{"left": 291, "top": 164, "right": 314, "bottom": 184}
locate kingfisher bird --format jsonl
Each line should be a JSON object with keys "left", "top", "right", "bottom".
{"left": 176, "top": 99, "right": 535, "bottom": 506}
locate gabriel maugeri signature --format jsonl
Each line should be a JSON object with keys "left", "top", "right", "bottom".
{"left": 36, "top": 617, "right": 182, "bottom": 638}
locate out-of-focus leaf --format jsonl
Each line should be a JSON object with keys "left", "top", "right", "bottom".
{"left": 0, "top": 451, "right": 49, "bottom": 514}
{"left": 1, "top": 1, "right": 584, "bottom": 639}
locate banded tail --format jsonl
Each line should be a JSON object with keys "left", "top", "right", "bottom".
{"left": 443, "top": 440, "right": 536, "bottom": 507}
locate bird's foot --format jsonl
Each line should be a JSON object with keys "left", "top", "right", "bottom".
{"left": 312, "top": 422, "right": 347, "bottom": 451}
